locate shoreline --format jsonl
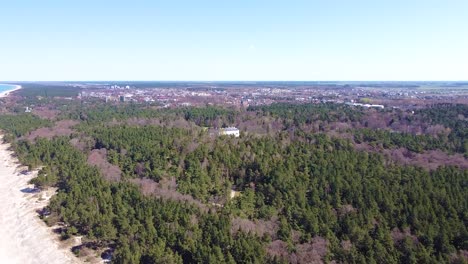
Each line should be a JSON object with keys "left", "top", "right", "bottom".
{"left": 0, "top": 85, "right": 22, "bottom": 98}
{"left": 0, "top": 134, "right": 81, "bottom": 264}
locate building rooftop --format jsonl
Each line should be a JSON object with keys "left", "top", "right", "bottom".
{"left": 223, "top": 127, "right": 239, "bottom": 131}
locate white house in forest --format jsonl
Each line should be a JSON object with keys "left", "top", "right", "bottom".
{"left": 345, "top": 102, "right": 384, "bottom": 109}
{"left": 219, "top": 127, "right": 240, "bottom": 137}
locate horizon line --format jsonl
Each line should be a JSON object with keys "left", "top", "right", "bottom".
{"left": 2, "top": 80, "right": 468, "bottom": 83}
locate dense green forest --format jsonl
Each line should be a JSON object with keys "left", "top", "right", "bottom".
{"left": 64, "top": 104, "right": 236, "bottom": 128}
{"left": 0, "top": 101, "right": 467, "bottom": 263}
{"left": 13, "top": 83, "right": 80, "bottom": 98}
{"left": 353, "top": 128, "right": 450, "bottom": 153}
{"left": 15, "top": 138, "right": 263, "bottom": 263}
{"left": 248, "top": 103, "right": 364, "bottom": 125}
{"left": 0, "top": 114, "right": 51, "bottom": 142}
{"left": 415, "top": 104, "right": 468, "bottom": 155}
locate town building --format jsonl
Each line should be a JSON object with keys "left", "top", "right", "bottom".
{"left": 345, "top": 102, "right": 384, "bottom": 109}
{"left": 219, "top": 127, "right": 240, "bottom": 137}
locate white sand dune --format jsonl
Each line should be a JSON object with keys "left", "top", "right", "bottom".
{"left": 0, "top": 136, "right": 81, "bottom": 264}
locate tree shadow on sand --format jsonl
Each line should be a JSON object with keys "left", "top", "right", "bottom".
{"left": 20, "top": 187, "right": 40, "bottom": 193}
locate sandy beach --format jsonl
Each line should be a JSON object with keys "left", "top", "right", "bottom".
{"left": 0, "top": 135, "right": 81, "bottom": 264}
{"left": 0, "top": 85, "right": 22, "bottom": 98}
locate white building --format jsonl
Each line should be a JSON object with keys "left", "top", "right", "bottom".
{"left": 219, "top": 127, "right": 240, "bottom": 137}
{"left": 345, "top": 102, "right": 384, "bottom": 109}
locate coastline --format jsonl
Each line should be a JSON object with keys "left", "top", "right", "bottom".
{"left": 0, "top": 85, "right": 22, "bottom": 98}
{"left": 0, "top": 135, "right": 81, "bottom": 264}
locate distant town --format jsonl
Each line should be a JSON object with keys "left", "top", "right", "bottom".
{"left": 3, "top": 81, "right": 468, "bottom": 112}
{"left": 19, "top": 81, "right": 468, "bottom": 110}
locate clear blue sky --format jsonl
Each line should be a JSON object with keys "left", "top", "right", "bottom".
{"left": 1, "top": 0, "right": 467, "bottom": 81}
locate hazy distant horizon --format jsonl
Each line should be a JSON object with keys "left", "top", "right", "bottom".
{"left": 2, "top": 80, "right": 468, "bottom": 84}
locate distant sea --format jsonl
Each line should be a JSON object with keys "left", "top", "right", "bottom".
{"left": 0, "top": 84, "right": 17, "bottom": 93}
